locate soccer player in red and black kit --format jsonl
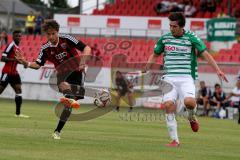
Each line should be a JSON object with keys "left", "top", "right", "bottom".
{"left": 0, "top": 30, "right": 29, "bottom": 118}
{"left": 15, "top": 19, "right": 91, "bottom": 139}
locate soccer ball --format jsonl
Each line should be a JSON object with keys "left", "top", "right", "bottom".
{"left": 94, "top": 89, "right": 111, "bottom": 107}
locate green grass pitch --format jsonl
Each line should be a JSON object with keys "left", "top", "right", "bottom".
{"left": 0, "top": 98, "right": 239, "bottom": 160}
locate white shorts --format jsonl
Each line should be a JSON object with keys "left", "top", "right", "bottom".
{"left": 162, "top": 76, "right": 195, "bottom": 104}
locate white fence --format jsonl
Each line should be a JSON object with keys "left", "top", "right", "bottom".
{"left": 0, "top": 62, "right": 239, "bottom": 108}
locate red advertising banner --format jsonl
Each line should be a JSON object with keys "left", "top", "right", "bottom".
{"left": 190, "top": 21, "right": 204, "bottom": 30}
{"left": 148, "top": 19, "right": 161, "bottom": 29}
{"left": 67, "top": 17, "right": 80, "bottom": 26}
{"left": 107, "top": 18, "right": 120, "bottom": 28}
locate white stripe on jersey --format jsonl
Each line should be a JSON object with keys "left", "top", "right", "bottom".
{"left": 41, "top": 42, "right": 51, "bottom": 50}
{"left": 38, "top": 42, "right": 51, "bottom": 58}
{"left": 36, "top": 59, "right": 41, "bottom": 63}
{"left": 165, "top": 56, "right": 190, "bottom": 60}
{"left": 37, "top": 42, "right": 51, "bottom": 63}
{"left": 5, "top": 42, "right": 15, "bottom": 53}
{"left": 167, "top": 69, "right": 191, "bottom": 73}
{"left": 1, "top": 73, "right": 8, "bottom": 81}
{"left": 164, "top": 61, "right": 191, "bottom": 65}
{"left": 3, "top": 41, "right": 19, "bottom": 56}
{"left": 60, "top": 34, "right": 79, "bottom": 44}
{"left": 166, "top": 65, "right": 191, "bottom": 69}
{"left": 163, "top": 39, "right": 191, "bottom": 45}
{"left": 2, "top": 53, "right": 7, "bottom": 57}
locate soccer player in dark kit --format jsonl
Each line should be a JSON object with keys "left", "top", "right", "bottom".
{"left": 114, "top": 71, "right": 135, "bottom": 112}
{"left": 15, "top": 19, "right": 91, "bottom": 139}
{"left": 0, "top": 30, "right": 29, "bottom": 118}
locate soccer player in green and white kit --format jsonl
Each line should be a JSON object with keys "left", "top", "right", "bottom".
{"left": 146, "top": 12, "right": 228, "bottom": 147}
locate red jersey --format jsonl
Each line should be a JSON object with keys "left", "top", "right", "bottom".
{"left": 1, "top": 41, "right": 19, "bottom": 75}
{"left": 36, "top": 34, "right": 86, "bottom": 70}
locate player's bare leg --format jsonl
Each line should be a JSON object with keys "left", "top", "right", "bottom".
{"left": 127, "top": 92, "right": 135, "bottom": 112}
{"left": 184, "top": 97, "right": 199, "bottom": 132}
{"left": 53, "top": 82, "right": 79, "bottom": 139}
{"left": 204, "top": 101, "right": 211, "bottom": 116}
{"left": 59, "top": 82, "right": 80, "bottom": 109}
{"left": 12, "top": 84, "right": 29, "bottom": 118}
{"left": 164, "top": 100, "right": 180, "bottom": 147}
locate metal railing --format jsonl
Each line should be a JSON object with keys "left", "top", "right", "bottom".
{"left": 59, "top": 26, "right": 207, "bottom": 39}
{"left": 60, "top": 26, "right": 170, "bottom": 39}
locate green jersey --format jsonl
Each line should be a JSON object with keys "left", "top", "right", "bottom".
{"left": 154, "top": 30, "right": 206, "bottom": 80}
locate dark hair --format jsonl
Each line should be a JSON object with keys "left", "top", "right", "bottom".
{"left": 214, "top": 83, "right": 221, "bottom": 88}
{"left": 200, "top": 81, "right": 205, "bottom": 84}
{"left": 13, "top": 30, "right": 21, "bottom": 35}
{"left": 168, "top": 12, "right": 186, "bottom": 27}
{"left": 42, "top": 19, "right": 60, "bottom": 32}
{"left": 116, "top": 71, "right": 122, "bottom": 75}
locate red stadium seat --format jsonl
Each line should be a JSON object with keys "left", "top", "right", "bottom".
{"left": 232, "top": 43, "right": 240, "bottom": 50}
{"left": 220, "top": 54, "right": 231, "bottom": 62}
{"left": 230, "top": 55, "right": 240, "bottom": 62}
{"left": 92, "top": 0, "right": 219, "bottom": 18}
{"left": 16, "top": 34, "right": 239, "bottom": 67}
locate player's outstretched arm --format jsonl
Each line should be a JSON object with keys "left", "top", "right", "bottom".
{"left": 143, "top": 54, "right": 159, "bottom": 73}
{"left": 15, "top": 49, "right": 41, "bottom": 70}
{"left": 83, "top": 46, "right": 91, "bottom": 55}
{"left": 201, "top": 50, "right": 228, "bottom": 82}
{"left": 79, "top": 46, "right": 91, "bottom": 70}
{"left": 24, "top": 62, "right": 41, "bottom": 70}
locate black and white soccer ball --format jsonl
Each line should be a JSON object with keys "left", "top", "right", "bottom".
{"left": 94, "top": 89, "right": 111, "bottom": 107}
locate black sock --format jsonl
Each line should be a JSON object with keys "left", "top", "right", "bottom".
{"left": 55, "top": 106, "right": 72, "bottom": 133}
{"left": 15, "top": 95, "right": 22, "bottom": 115}
{"left": 55, "top": 121, "right": 66, "bottom": 133}
{"left": 63, "top": 89, "right": 75, "bottom": 99}
{"left": 238, "top": 108, "right": 240, "bottom": 124}
{"left": 206, "top": 109, "right": 210, "bottom": 116}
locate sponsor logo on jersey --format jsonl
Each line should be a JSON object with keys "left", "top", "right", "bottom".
{"left": 164, "top": 45, "right": 191, "bottom": 52}
{"left": 55, "top": 52, "right": 67, "bottom": 60}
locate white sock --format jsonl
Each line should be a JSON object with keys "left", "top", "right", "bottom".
{"left": 186, "top": 107, "right": 197, "bottom": 120}
{"left": 165, "top": 113, "right": 179, "bottom": 143}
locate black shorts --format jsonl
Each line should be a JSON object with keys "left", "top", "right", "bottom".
{"left": 118, "top": 88, "right": 133, "bottom": 96}
{"left": 209, "top": 100, "right": 229, "bottom": 109}
{"left": 197, "top": 98, "right": 210, "bottom": 105}
{"left": 57, "top": 71, "right": 84, "bottom": 85}
{"left": 0, "top": 73, "right": 21, "bottom": 87}
{"left": 57, "top": 71, "right": 85, "bottom": 99}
